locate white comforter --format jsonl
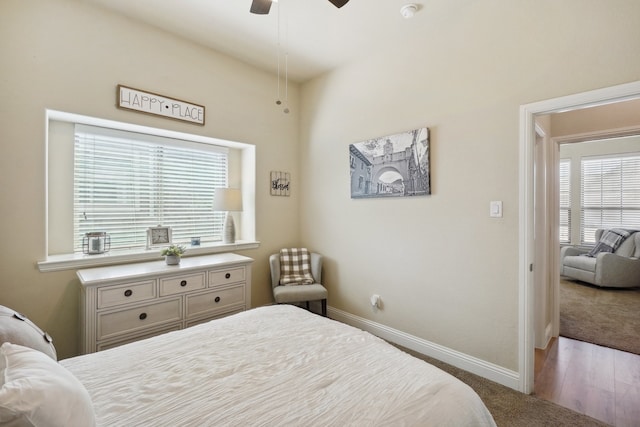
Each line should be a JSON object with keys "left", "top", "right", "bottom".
{"left": 62, "top": 305, "right": 496, "bottom": 426}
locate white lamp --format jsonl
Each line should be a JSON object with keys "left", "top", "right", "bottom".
{"left": 213, "top": 188, "right": 243, "bottom": 244}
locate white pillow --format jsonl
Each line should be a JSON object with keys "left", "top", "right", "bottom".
{"left": 0, "top": 342, "right": 96, "bottom": 427}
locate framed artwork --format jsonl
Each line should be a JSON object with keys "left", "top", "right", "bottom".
{"left": 349, "top": 127, "right": 430, "bottom": 199}
{"left": 270, "top": 171, "right": 290, "bottom": 196}
{"left": 147, "top": 226, "right": 172, "bottom": 248}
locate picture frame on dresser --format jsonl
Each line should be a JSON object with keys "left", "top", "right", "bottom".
{"left": 146, "top": 225, "right": 172, "bottom": 248}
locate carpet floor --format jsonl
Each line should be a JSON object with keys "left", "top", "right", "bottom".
{"left": 560, "top": 278, "right": 640, "bottom": 355}
{"left": 397, "top": 345, "right": 608, "bottom": 426}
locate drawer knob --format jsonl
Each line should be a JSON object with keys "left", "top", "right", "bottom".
{"left": 124, "top": 289, "right": 133, "bottom": 297}
{"left": 225, "top": 273, "right": 231, "bottom": 279}
{"left": 215, "top": 296, "right": 221, "bottom": 303}
{"left": 180, "top": 280, "right": 187, "bottom": 287}
{"left": 139, "top": 313, "right": 147, "bottom": 320}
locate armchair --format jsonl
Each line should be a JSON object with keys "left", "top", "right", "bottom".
{"left": 269, "top": 251, "right": 327, "bottom": 316}
{"left": 560, "top": 229, "right": 640, "bottom": 288}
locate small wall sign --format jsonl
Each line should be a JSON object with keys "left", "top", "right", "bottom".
{"left": 117, "top": 85, "right": 205, "bottom": 125}
{"left": 270, "top": 171, "right": 290, "bottom": 196}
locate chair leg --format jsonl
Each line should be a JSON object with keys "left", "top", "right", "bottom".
{"left": 321, "top": 299, "right": 327, "bottom": 317}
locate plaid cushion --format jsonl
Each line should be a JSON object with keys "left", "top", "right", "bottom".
{"left": 585, "top": 228, "right": 632, "bottom": 257}
{"left": 279, "top": 248, "right": 315, "bottom": 286}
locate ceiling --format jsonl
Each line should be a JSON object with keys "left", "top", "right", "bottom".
{"left": 82, "top": 0, "right": 426, "bottom": 82}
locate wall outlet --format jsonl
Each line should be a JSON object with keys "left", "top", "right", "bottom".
{"left": 370, "top": 294, "right": 381, "bottom": 309}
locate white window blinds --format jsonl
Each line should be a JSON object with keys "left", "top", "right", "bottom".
{"left": 74, "top": 125, "right": 228, "bottom": 253}
{"left": 559, "top": 159, "right": 571, "bottom": 244}
{"left": 581, "top": 154, "right": 640, "bottom": 244}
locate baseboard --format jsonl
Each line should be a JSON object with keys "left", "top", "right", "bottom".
{"left": 327, "top": 306, "right": 520, "bottom": 391}
{"left": 535, "top": 322, "right": 554, "bottom": 351}
{"left": 544, "top": 323, "right": 554, "bottom": 349}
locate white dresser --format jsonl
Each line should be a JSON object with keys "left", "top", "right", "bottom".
{"left": 77, "top": 253, "right": 253, "bottom": 354}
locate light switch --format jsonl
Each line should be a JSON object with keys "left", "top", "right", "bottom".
{"left": 490, "top": 201, "right": 503, "bottom": 218}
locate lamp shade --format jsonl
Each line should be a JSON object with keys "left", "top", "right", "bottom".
{"left": 213, "top": 188, "right": 243, "bottom": 212}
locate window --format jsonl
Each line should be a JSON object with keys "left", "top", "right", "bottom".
{"left": 74, "top": 125, "right": 228, "bottom": 253}
{"left": 581, "top": 154, "right": 640, "bottom": 244}
{"left": 559, "top": 159, "right": 571, "bottom": 243}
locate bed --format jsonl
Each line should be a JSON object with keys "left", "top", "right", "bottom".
{"left": 2, "top": 305, "right": 496, "bottom": 426}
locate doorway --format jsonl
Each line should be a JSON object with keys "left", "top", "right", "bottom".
{"left": 533, "top": 104, "right": 640, "bottom": 352}
{"left": 519, "top": 80, "right": 640, "bottom": 394}
{"left": 532, "top": 116, "right": 640, "bottom": 424}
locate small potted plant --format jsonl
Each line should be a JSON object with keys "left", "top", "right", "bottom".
{"left": 161, "top": 244, "right": 186, "bottom": 265}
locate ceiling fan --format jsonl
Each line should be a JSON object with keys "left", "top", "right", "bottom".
{"left": 250, "top": 0, "right": 350, "bottom": 15}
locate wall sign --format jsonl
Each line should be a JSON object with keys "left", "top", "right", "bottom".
{"left": 270, "top": 171, "right": 290, "bottom": 196}
{"left": 117, "top": 85, "right": 205, "bottom": 125}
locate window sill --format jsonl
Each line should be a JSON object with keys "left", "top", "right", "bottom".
{"left": 37, "top": 240, "right": 260, "bottom": 272}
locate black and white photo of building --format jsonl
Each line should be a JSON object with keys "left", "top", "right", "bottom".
{"left": 349, "top": 127, "right": 430, "bottom": 199}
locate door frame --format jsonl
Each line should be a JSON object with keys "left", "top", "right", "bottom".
{"left": 518, "top": 80, "right": 640, "bottom": 393}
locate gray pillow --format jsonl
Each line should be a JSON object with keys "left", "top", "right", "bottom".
{"left": 0, "top": 305, "right": 57, "bottom": 360}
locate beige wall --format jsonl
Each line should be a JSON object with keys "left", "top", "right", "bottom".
{"left": 552, "top": 98, "right": 640, "bottom": 137}
{"left": 2, "top": 0, "right": 640, "bottom": 378}
{"left": 299, "top": 1, "right": 640, "bottom": 370}
{"left": 0, "top": 0, "right": 301, "bottom": 359}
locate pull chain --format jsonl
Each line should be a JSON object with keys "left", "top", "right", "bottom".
{"left": 275, "top": 0, "right": 282, "bottom": 106}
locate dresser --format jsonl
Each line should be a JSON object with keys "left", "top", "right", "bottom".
{"left": 77, "top": 253, "right": 253, "bottom": 354}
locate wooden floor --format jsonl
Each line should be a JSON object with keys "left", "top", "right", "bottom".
{"left": 535, "top": 336, "right": 640, "bottom": 426}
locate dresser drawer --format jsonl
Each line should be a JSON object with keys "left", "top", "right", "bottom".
{"left": 186, "top": 285, "right": 245, "bottom": 319}
{"left": 97, "top": 324, "right": 181, "bottom": 351}
{"left": 97, "top": 280, "right": 156, "bottom": 309}
{"left": 185, "top": 308, "right": 243, "bottom": 328}
{"left": 209, "top": 267, "right": 245, "bottom": 287}
{"left": 97, "top": 298, "right": 182, "bottom": 341}
{"left": 159, "top": 273, "right": 206, "bottom": 296}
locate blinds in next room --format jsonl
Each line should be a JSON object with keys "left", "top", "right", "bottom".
{"left": 581, "top": 154, "right": 640, "bottom": 244}
{"left": 559, "top": 159, "right": 571, "bottom": 244}
{"left": 73, "top": 124, "right": 228, "bottom": 253}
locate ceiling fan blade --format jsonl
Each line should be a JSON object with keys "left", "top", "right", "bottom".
{"left": 328, "top": 0, "right": 350, "bottom": 8}
{"left": 250, "top": 0, "right": 272, "bottom": 14}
